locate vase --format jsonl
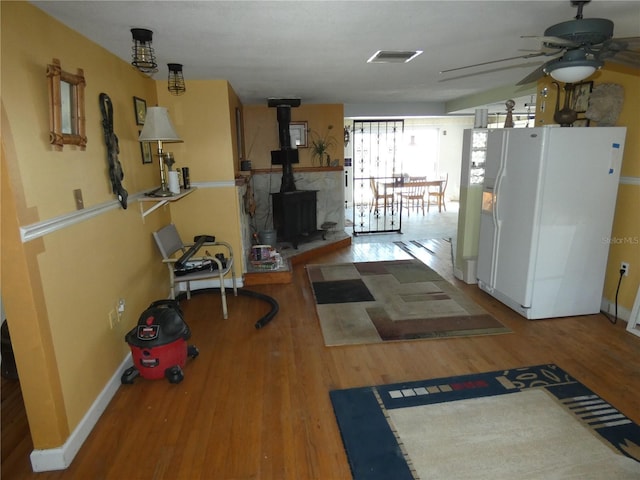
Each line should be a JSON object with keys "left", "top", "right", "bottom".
{"left": 326, "top": 154, "right": 331, "bottom": 166}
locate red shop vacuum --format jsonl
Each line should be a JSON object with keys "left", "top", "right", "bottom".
{"left": 121, "top": 300, "right": 198, "bottom": 384}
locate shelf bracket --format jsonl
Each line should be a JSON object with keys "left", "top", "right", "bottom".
{"left": 138, "top": 187, "right": 196, "bottom": 222}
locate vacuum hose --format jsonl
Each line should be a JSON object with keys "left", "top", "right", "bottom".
{"left": 176, "top": 287, "right": 279, "bottom": 329}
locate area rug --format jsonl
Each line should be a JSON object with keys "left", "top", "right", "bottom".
{"left": 330, "top": 364, "right": 640, "bottom": 480}
{"left": 306, "top": 259, "right": 509, "bottom": 346}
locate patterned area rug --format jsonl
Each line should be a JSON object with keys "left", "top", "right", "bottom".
{"left": 306, "top": 259, "right": 509, "bottom": 346}
{"left": 330, "top": 364, "right": 640, "bottom": 479}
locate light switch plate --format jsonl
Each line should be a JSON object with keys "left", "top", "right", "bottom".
{"left": 73, "top": 189, "right": 84, "bottom": 210}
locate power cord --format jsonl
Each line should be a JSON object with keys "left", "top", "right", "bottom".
{"left": 610, "top": 268, "right": 626, "bottom": 325}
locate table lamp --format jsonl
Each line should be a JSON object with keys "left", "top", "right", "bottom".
{"left": 139, "top": 106, "right": 183, "bottom": 197}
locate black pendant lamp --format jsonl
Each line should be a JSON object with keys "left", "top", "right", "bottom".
{"left": 168, "top": 63, "right": 186, "bottom": 95}
{"left": 131, "top": 28, "right": 158, "bottom": 75}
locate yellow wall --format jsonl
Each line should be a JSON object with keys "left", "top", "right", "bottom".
{"left": 1, "top": 3, "right": 245, "bottom": 452}
{"left": 1, "top": 2, "right": 172, "bottom": 448}
{"left": 535, "top": 66, "right": 640, "bottom": 310}
{"left": 157, "top": 81, "right": 244, "bottom": 260}
{"left": 243, "top": 103, "right": 344, "bottom": 169}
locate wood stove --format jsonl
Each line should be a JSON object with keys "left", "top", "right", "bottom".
{"left": 268, "top": 98, "right": 321, "bottom": 248}
{"left": 272, "top": 190, "right": 322, "bottom": 249}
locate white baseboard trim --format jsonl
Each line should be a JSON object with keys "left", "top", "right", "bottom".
{"left": 30, "top": 352, "right": 133, "bottom": 472}
{"left": 600, "top": 296, "right": 632, "bottom": 323}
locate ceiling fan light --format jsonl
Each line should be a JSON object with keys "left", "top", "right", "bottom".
{"left": 544, "top": 57, "right": 603, "bottom": 83}
{"left": 549, "top": 65, "right": 596, "bottom": 83}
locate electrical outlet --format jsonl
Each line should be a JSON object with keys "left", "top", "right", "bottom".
{"left": 621, "top": 262, "right": 629, "bottom": 276}
{"left": 108, "top": 310, "right": 117, "bottom": 329}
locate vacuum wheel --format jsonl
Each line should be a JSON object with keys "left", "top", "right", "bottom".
{"left": 187, "top": 345, "right": 199, "bottom": 358}
{"left": 121, "top": 366, "right": 139, "bottom": 384}
{"left": 165, "top": 365, "right": 184, "bottom": 384}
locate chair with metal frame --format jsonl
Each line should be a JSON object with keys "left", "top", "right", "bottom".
{"left": 153, "top": 224, "right": 237, "bottom": 319}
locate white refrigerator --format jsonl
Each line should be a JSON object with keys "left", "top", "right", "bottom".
{"left": 477, "top": 126, "right": 626, "bottom": 319}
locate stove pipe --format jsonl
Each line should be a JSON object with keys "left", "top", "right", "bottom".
{"left": 276, "top": 106, "right": 292, "bottom": 149}
{"left": 268, "top": 98, "right": 301, "bottom": 192}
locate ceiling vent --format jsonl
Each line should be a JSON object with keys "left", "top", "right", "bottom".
{"left": 367, "top": 50, "right": 423, "bottom": 64}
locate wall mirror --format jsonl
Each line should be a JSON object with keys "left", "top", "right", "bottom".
{"left": 47, "top": 58, "right": 87, "bottom": 150}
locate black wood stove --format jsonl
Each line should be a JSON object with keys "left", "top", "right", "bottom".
{"left": 268, "top": 98, "right": 322, "bottom": 248}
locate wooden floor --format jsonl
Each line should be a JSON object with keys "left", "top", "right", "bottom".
{"left": 2, "top": 239, "right": 640, "bottom": 479}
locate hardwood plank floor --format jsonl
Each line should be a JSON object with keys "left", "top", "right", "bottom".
{"left": 2, "top": 239, "right": 639, "bottom": 479}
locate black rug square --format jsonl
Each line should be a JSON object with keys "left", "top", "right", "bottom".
{"left": 312, "top": 279, "right": 375, "bottom": 305}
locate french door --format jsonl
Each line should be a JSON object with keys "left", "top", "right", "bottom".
{"left": 351, "top": 120, "right": 404, "bottom": 234}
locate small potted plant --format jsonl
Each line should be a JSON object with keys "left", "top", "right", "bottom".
{"left": 309, "top": 125, "right": 337, "bottom": 166}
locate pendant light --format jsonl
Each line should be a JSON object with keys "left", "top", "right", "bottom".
{"left": 131, "top": 28, "right": 158, "bottom": 75}
{"left": 167, "top": 63, "right": 186, "bottom": 95}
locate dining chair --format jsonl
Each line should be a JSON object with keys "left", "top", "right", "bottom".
{"left": 400, "top": 178, "right": 427, "bottom": 216}
{"left": 427, "top": 173, "right": 448, "bottom": 212}
{"left": 369, "top": 177, "right": 394, "bottom": 213}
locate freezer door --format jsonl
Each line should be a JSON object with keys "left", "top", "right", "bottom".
{"left": 486, "top": 129, "right": 545, "bottom": 308}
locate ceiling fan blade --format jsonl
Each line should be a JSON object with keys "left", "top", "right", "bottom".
{"left": 596, "top": 36, "right": 640, "bottom": 68}
{"left": 440, "top": 52, "right": 549, "bottom": 75}
{"left": 604, "top": 51, "right": 640, "bottom": 69}
{"left": 516, "top": 62, "right": 550, "bottom": 86}
{"left": 521, "top": 35, "right": 581, "bottom": 48}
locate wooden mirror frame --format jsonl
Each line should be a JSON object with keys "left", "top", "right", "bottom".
{"left": 47, "top": 58, "right": 87, "bottom": 150}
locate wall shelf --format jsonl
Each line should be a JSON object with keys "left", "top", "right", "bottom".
{"left": 138, "top": 187, "right": 196, "bottom": 219}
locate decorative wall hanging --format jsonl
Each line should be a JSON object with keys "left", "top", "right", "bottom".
{"left": 289, "top": 121, "right": 308, "bottom": 148}
{"left": 99, "top": 93, "right": 128, "bottom": 209}
{"left": 139, "top": 132, "right": 153, "bottom": 164}
{"left": 47, "top": 58, "right": 87, "bottom": 150}
{"left": 571, "top": 81, "right": 593, "bottom": 113}
{"left": 585, "top": 83, "right": 624, "bottom": 126}
{"left": 133, "top": 96, "right": 147, "bottom": 125}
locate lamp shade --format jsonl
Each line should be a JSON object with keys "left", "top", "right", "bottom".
{"left": 138, "top": 107, "right": 182, "bottom": 142}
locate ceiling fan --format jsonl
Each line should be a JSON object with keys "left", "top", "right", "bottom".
{"left": 441, "top": 0, "right": 640, "bottom": 85}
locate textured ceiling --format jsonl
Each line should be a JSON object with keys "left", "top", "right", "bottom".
{"left": 31, "top": 0, "right": 640, "bottom": 114}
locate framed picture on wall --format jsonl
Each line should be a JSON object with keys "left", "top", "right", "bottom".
{"left": 133, "top": 96, "right": 147, "bottom": 125}
{"left": 139, "top": 131, "right": 152, "bottom": 164}
{"left": 289, "top": 121, "right": 308, "bottom": 148}
{"left": 571, "top": 81, "right": 593, "bottom": 113}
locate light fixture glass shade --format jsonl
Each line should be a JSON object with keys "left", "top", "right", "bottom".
{"left": 131, "top": 28, "right": 158, "bottom": 75}
{"left": 167, "top": 63, "right": 186, "bottom": 96}
{"left": 548, "top": 65, "right": 597, "bottom": 83}
{"left": 543, "top": 50, "right": 603, "bottom": 84}
{"left": 138, "top": 107, "right": 182, "bottom": 142}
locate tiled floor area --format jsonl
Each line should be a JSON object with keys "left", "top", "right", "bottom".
{"left": 277, "top": 201, "right": 459, "bottom": 261}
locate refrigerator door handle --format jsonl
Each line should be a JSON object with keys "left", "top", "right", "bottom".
{"left": 489, "top": 148, "right": 507, "bottom": 289}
